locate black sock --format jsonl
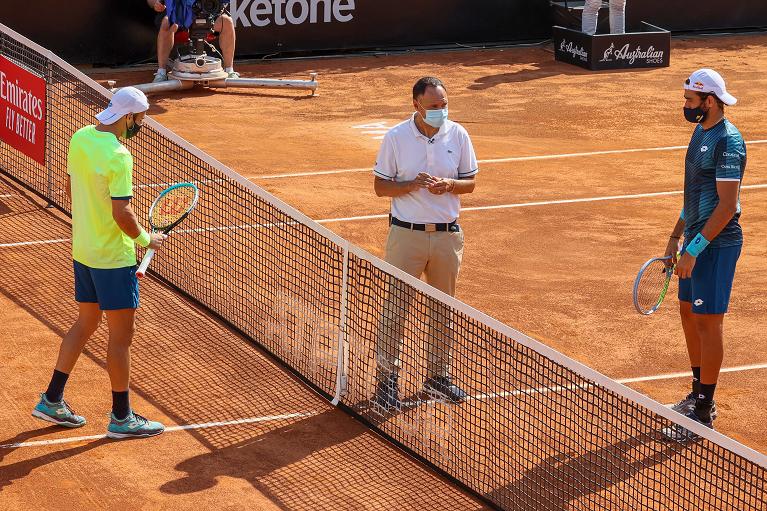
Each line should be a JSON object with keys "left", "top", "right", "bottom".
{"left": 698, "top": 383, "right": 716, "bottom": 403}
{"left": 111, "top": 391, "right": 130, "bottom": 421}
{"left": 694, "top": 383, "right": 717, "bottom": 422}
{"left": 44, "top": 370, "right": 70, "bottom": 403}
{"left": 691, "top": 367, "right": 701, "bottom": 395}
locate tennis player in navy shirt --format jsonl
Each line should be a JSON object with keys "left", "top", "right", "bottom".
{"left": 663, "top": 69, "right": 746, "bottom": 440}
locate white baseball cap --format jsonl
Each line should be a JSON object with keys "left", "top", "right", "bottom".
{"left": 96, "top": 87, "right": 149, "bottom": 124}
{"left": 684, "top": 68, "right": 737, "bottom": 106}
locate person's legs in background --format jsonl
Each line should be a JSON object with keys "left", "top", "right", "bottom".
{"left": 609, "top": 0, "right": 627, "bottom": 34}
{"left": 215, "top": 14, "right": 237, "bottom": 77}
{"left": 581, "top": 0, "right": 601, "bottom": 35}
{"left": 373, "top": 227, "right": 428, "bottom": 410}
{"left": 423, "top": 228, "right": 466, "bottom": 402}
{"left": 155, "top": 16, "right": 178, "bottom": 82}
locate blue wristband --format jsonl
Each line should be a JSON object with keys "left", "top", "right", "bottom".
{"left": 685, "top": 233, "right": 709, "bottom": 258}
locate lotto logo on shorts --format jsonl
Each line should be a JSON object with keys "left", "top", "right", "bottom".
{"left": 694, "top": 299, "right": 704, "bottom": 306}
{"left": 700, "top": 145, "right": 708, "bottom": 152}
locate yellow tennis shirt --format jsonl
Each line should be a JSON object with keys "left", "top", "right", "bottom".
{"left": 68, "top": 125, "right": 136, "bottom": 269}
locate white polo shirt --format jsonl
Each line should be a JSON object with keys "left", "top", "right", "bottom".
{"left": 374, "top": 114, "right": 478, "bottom": 223}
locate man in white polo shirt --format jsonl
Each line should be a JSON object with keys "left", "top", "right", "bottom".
{"left": 372, "top": 76, "right": 478, "bottom": 410}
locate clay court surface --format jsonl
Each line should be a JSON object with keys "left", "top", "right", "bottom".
{"left": 2, "top": 34, "right": 767, "bottom": 509}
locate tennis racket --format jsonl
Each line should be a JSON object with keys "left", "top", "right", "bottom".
{"left": 633, "top": 256, "right": 675, "bottom": 315}
{"left": 136, "top": 182, "right": 199, "bottom": 279}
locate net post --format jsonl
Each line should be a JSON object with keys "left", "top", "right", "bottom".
{"left": 331, "top": 241, "right": 350, "bottom": 406}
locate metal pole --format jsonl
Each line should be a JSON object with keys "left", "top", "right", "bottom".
{"left": 111, "top": 79, "right": 193, "bottom": 95}
{"left": 208, "top": 74, "right": 318, "bottom": 94}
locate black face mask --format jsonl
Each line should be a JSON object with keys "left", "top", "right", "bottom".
{"left": 125, "top": 115, "right": 143, "bottom": 139}
{"left": 683, "top": 95, "right": 710, "bottom": 124}
{"left": 683, "top": 106, "right": 707, "bottom": 124}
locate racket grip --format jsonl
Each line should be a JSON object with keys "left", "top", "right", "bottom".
{"left": 136, "top": 248, "right": 156, "bottom": 279}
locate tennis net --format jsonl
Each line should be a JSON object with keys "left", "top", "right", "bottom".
{"left": 1, "top": 22, "right": 765, "bottom": 510}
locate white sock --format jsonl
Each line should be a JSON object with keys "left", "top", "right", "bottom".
{"left": 225, "top": 67, "right": 234, "bottom": 73}
{"left": 581, "top": 0, "right": 601, "bottom": 35}
{"left": 157, "top": 68, "right": 167, "bottom": 75}
{"left": 609, "top": 0, "right": 627, "bottom": 34}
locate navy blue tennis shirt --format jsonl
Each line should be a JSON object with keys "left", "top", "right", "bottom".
{"left": 683, "top": 118, "right": 746, "bottom": 248}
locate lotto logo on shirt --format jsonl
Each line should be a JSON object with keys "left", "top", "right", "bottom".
{"left": 0, "top": 55, "right": 46, "bottom": 165}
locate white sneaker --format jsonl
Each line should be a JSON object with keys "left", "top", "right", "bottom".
{"left": 153, "top": 71, "right": 169, "bottom": 83}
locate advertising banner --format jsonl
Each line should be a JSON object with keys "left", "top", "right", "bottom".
{"left": 553, "top": 24, "right": 670, "bottom": 71}
{"left": 1, "top": 0, "right": 763, "bottom": 66}
{"left": 0, "top": 56, "right": 46, "bottom": 165}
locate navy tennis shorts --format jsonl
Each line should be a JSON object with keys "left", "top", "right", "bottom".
{"left": 678, "top": 244, "right": 741, "bottom": 315}
{"left": 73, "top": 260, "right": 139, "bottom": 310}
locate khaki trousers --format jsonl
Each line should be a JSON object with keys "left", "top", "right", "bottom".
{"left": 376, "top": 225, "right": 464, "bottom": 378}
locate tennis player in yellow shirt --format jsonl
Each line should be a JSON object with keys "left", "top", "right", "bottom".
{"left": 32, "top": 87, "right": 167, "bottom": 439}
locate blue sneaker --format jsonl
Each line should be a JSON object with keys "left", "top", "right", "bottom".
{"left": 106, "top": 411, "right": 165, "bottom": 439}
{"left": 32, "top": 393, "right": 87, "bottom": 428}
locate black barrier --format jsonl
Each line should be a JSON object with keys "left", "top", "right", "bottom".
{"left": 1, "top": 0, "right": 764, "bottom": 65}
{"left": 2, "top": 0, "right": 551, "bottom": 66}
{"left": 553, "top": 23, "right": 670, "bottom": 71}
{"left": 552, "top": 0, "right": 767, "bottom": 33}
{"left": 228, "top": 0, "right": 551, "bottom": 56}
{"left": 627, "top": 0, "right": 767, "bottom": 32}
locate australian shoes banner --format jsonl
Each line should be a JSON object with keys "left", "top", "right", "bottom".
{"left": 553, "top": 24, "right": 670, "bottom": 71}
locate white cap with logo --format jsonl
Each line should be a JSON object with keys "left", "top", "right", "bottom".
{"left": 96, "top": 87, "right": 150, "bottom": 125}
{"left": 684, "top": 68, "right": 737, "bottom": 106}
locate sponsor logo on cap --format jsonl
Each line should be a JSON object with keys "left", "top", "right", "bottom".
{"left": 693, "top": 81, "right": 705, "bottom": 90}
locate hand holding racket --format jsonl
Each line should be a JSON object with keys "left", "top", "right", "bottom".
{"left": 136, "top": 182, "right": 199, "bottom": 278}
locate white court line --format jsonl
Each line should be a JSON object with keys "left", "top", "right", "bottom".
{"left": 401, "top": 362, "right": 767, "bottom": 408}
{"left": 0, "top": 238, "right": 70, "bottom": 248}
{"left": 618, "top": 362, "right": 767, "bottom": 384}
{"left": 1, "top": 412, "right": 316, "bottom": 449}
{"left": 315, "top": 183, "right": 767, "bottom": 224}
{"left": 7, "top": 364, "right": 767, "bottom": 449}
{"left": 0, "top": 194, "right": 16, "bottom": 198}
{"left": 136, "top": 178, "right": 225, "bottom": 190}
{"left": 253, "top": 139, "right": 767, "bottom": 180}
{"left": 4, "top": 184, "right": 767, "bottom": 248}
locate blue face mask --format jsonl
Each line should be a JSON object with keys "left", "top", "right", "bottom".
{"left": 420, "top": 104, "right": 448, "bottom": 128}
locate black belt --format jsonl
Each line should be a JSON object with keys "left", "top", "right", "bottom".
{"left": 390, "top": 216, "right": 460, "bottom": 232}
